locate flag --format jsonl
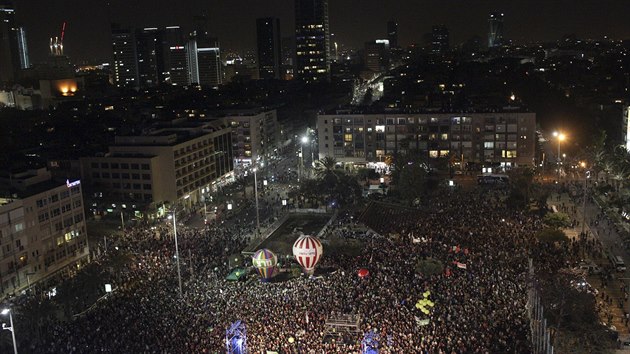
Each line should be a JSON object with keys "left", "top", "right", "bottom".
{"left": 456, "top": 262, "right": 467, "bottom": 269}
{"left": 415, "top": 316, "right": 430, "bottom": 326}
{"left": 306, "top": 311, "right": 309, "bottom": 324}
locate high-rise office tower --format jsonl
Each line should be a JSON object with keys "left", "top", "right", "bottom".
{"left": 387, "top": 20, "right": 398, "bottom": 48}
{"left": 187, "top": 38, "right": 199, "bottom": 84}
{"left": 256, "top": 17, "right": 281, "bottom": 80}
{"left": 281, "top": 36, "right": 295, "bottom": 80}
{"left": 189, "top": 25, "right": 222, "bottom": 88}
{"left": 295, "top": 0, "right": 330, "bottom": 83}
{"left": 488, "top": 13, "right": 504, "bottom": 48}
{"left": 136, "top": 27, "right": 163, "bottom": 87}
{"left": 163, "top": 26, "right": 189, "bottom": 86}
{"left": 431, "top": 25, "right": 449, "bottom": 55}
{"left": 0, "top": 1, "right": 22, "bottom": 84}
{"left": 111, "top": 24, "right": 139, "bottom": 88}
{"left": 16, "top": 27, "right": 29, "bottom": 69}
{"left": 193, "top": 14, "right": 212, "bottom": 47}
{"left": 197, "top": 44, "right": 221, "bottom": 88}
{"left": 365, "top": 40, "right": 389, "bottom": 73}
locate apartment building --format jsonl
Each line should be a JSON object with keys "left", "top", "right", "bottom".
{"left": 0, "top": 168, "right": 88, "bottom": 297}
{"left": 80, "top": 119, "right": 234, "bottom": 215}
{"left": 317, "top": 110, "right": 536, "bottom": 169}
{"left": 220, "top": 109, "right": 279, "bottom": 165}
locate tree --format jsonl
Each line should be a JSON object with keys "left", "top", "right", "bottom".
{"left": 543, "top": 212, "right": 572, "bottom": 229}
{"left": 416, "top": 258, "right": 444, "bottom": 276}
{"left": 314, "top": 156, "right": 340, "bottom": 181}
{"left": 306, "top": 156, "right": 361, "bottom": 207}
{"left": 391, "top": 149, "right": 429, "bottom": 204}
{"left": 508, "top": 167, "right": 535, "bottom": 208}
{"left": 536, "top": 227, "right": 569, "bottom": 243}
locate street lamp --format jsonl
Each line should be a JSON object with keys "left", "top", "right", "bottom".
{"left": 1, "top": 308, "right": 18, "bottom": 354}
{"left": 299, "top": 136, "right": 309, "bottom": 181}
{"left": 581, "top": 168, "right": 592, "bottom": 237}
{"left": 253, "top": 167, "right": 261, "bottom": 236}
{"left": 167, "top": 212, "right": 183, "bottom": 298}
{"left": 552, "top": 131, "right": 566, "bottom": 178}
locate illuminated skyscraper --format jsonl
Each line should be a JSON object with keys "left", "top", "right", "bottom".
{"left": 295, "top": 0, "right": 330, "bottom": 83}
{"left": 16, "top": 27, "right": 29, "bottom": 69}
{"left": 190, "top": 14, "right": 222, "bottom": 87}
{"left": 0, "top": 1, "right": 23, "bottom": 84}
{"left": 163, "top": 26, "right": 189, "bottom": 86}
{"left": 136, "top": 27, "right": 163, "bottom": 87}
{"left": 387, "top": 20, "right": 398, "bottom": 49}
{"left": 365, "top": 40, "right": 389, "bottom": 73}
{"left": 488, "top": 13, "right": 504, "bottom": 48}
{"left": 431, "top": 25, "right": 449, "bottom": 55}
{"left": 111, "top": 24, "right": 139, "bottom": 88}
{"left": 257, "top": 17, "right": 281, "bottom": 80}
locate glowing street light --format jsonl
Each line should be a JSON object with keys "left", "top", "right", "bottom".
{"left": 253, "top": 167, "right": 261, "bottom": 235}
{"left": 552, "top": 131, "right": 566, "bottom": 178}
{"left": 167, "top": 211, "right": 183, "bottom": 298}
{"left": 1, "top": 308, "right": 18, "bottom": 354}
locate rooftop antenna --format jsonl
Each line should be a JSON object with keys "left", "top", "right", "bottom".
{"left": 59, "top": 21, "right": 66, "bottom": 55}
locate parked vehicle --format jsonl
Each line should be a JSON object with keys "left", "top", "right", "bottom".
{"left": 609, "top": 255, "right": 626, "bottom": 272}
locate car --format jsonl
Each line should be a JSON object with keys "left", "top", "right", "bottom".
{"left": 576, "top": 262, "right": 602, "bottom": 275}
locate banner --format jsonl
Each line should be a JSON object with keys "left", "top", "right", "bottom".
{"left": 415, "top": 316, "right": 430, "bottom": 326}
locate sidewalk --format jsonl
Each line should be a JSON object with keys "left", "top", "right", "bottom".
{"left": 548, "top": 192, "right": 630, "bottom": 340}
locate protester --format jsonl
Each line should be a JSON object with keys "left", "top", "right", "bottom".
{"left": 31, "top": 187, "right": 538, "bottom": 353}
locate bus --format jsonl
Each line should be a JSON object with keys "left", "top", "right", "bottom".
{"left": 477, "top": 174, "right": 509, "bottom": 185}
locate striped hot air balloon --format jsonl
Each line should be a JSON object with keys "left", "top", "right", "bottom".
{"left": 292, "top": 235, "right": 323, "bottom": 275}
{"left": 252, "top": 249, "right": 278, "bottom": 282}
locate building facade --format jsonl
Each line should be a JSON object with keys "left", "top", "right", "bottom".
{"left": 111, "top": 25, "right": 139, "bottom": 88}
{"left": 80, "top": 120, "right": 234, "bottom": 213}
{"left": 197, "top": 45, "right": 222, "bottom": 88}
{"left": 136, "top": 27, "right": 162, "bottom": 87}
{"left": 0, "top": 1, "right": 22, "bottom": 84}
{"left": 488, "top": 13, "right": 504, "bottom": 48}
{"left": 164, "top": 26, "right": 190, "bottom": 86}
{"left": 257, "top": 18, "right": 282, "bottom": 80}
{"left": 387, "top": 20, "right": 398, "bottom": 49}
{"left": 317, "top": 111, "right": 536, "bottom": 169}
{"left": 365, "top": 40, "right": 389, "bottom": 73}
{"left": 295, "top": 0, "right": 330, "bottom": 83}
{"left": 431, "top": 25, "right": 450, "bottom": 55}
{"left": 0, "top": 168, "right": 88, "bottom": 297}
{"left": 222, "top": 109, "right": 279, "bottom": 165}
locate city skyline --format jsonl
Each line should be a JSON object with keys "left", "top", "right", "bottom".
{"left": 12, "top": 0, "right": 630, "bottom": 64}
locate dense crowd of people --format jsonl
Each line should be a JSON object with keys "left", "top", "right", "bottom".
{"left": 19, "top": 187, "right": 551, "bottom": 353}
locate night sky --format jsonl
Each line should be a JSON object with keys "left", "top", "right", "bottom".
{"left": 14, "top": 0, "right": 630, "bottom": 64}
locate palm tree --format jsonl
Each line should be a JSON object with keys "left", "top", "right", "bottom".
{"left": 314, "top": 156, "right": 340, "bottom": 181}
{"left": 611, "top": 146, "right": 630, "bottom": 191}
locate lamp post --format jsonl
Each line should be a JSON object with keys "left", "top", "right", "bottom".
{"left": 581, "top": 167, "right": 591, "bottom": 238}
{"left": 253, "top": 167, "right": 261, "bottom": 236}
{"left": 552, "top": 131, "right": 566, "bottom": 179}
{"left": 168, "top": 212, "right": 183, "bottom": 298}
{"left": 1, "top": 308, "right": 17, "bottom": 354}
{"left": 25, "top": 272, "right": 35, "bottom": 294}
{"left": 300, "top": 136, "right": 309, "bottom": 180}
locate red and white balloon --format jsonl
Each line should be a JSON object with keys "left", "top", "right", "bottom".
{"left": 292, "top": 235, "right": 323, "bottom": 274}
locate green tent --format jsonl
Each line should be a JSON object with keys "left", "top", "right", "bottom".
{"left": 226, "top": 267, "right": 247, "bottom": 281}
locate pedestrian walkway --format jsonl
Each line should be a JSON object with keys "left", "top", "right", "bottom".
{"left": 548, "top": 192, "right": 630, "bottom": 341}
